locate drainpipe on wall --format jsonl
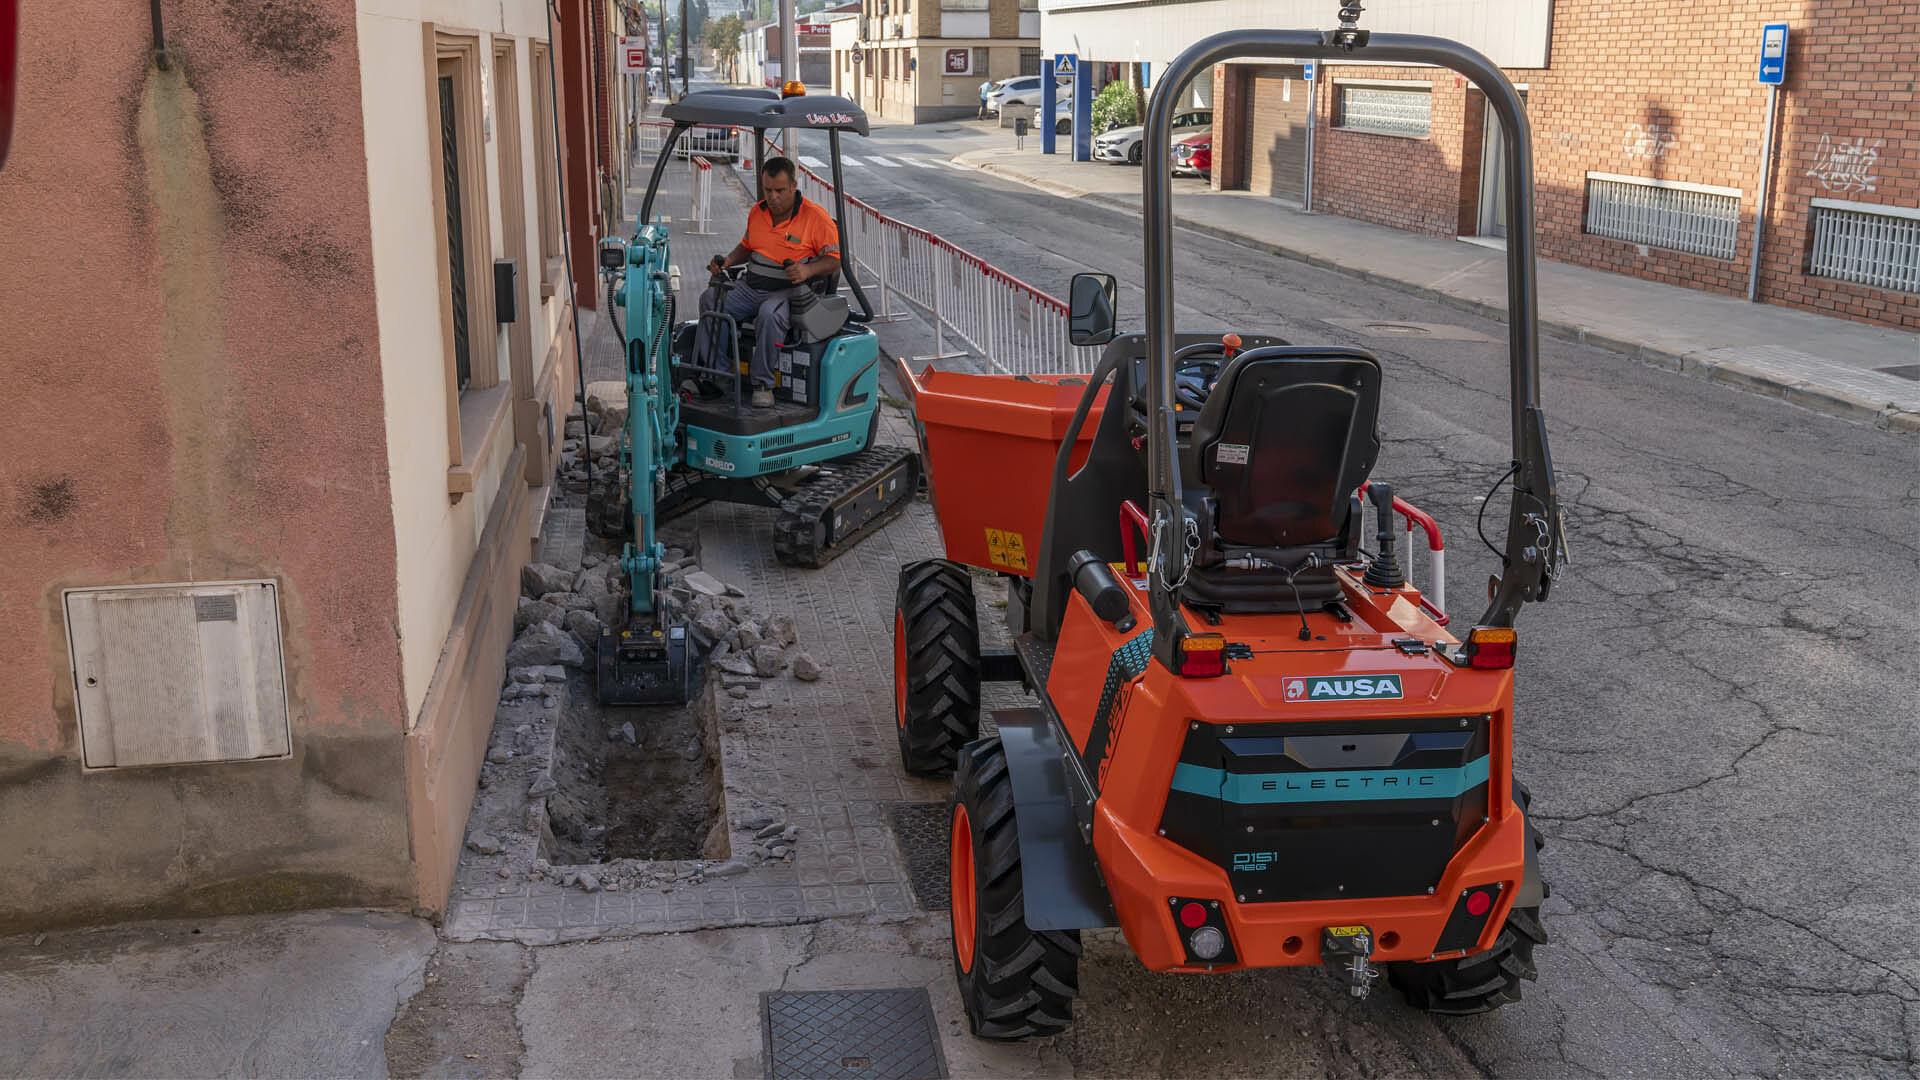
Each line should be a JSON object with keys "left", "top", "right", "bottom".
{"left": 149, "top": 0, "right": 171, "bottom": 70}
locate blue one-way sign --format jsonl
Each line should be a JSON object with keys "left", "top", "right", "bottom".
{"left": 1757, "top": 23, "right": 1789, "bottom": 84}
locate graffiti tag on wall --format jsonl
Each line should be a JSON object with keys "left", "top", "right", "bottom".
{"left": 1807, "top": 135, "right": 1881, "bottom": 194}
{"left": 1622, "top": 123, "right": 1677, "bottom": 159}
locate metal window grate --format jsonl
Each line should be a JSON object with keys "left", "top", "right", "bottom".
{"left": 1810, "top": 203, "right": 1920, "bottom": 293}
{"left": 1585, "top": 175, "right": 1740, "bottom": 260}
{"left": 1338, "top": 86, "right": 1430, "bottom": 138}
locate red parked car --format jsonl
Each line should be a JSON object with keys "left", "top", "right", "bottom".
{"left": 1172, "top": 132, "right": 1211, "bottom": 178}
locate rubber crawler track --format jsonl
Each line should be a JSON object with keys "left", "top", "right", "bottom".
{"left": 772, "top": 445, "right": 920, "bottom": 568}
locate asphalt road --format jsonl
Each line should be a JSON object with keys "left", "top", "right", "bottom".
{"left": 799, "top": 118, "right": 1920, "bottom": 1078}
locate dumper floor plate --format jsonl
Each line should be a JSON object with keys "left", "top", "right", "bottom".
{"left": 762, "top": 988, "right": 947, "bottom": 1080}
{"left": 886, "top": 802, "right": 950, "bottom": 911}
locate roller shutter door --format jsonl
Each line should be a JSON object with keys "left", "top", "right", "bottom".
{"left": 1244, "top": 66, "right": 1308, "bottom": 202}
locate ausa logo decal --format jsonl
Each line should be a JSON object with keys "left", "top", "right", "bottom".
{"left": 1284, "top": 674, "right": 1404, "bottom": 702}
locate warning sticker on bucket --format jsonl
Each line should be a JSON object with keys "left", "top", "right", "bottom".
{"left": 985, "top": 528, "right": 1029, "bottom": 571}
{"left": 1216, "top": 443, "right": 1250, "bottom": 465}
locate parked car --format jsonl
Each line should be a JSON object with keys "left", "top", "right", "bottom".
{"left": 1093, "top": 109, "right": 1212, "bottom": 165}
{"left": 1172, "top": 132, "right": 1211, "bottom": 178}
{"left": 985, "top": 75, "right": 1073, "bottom": 133}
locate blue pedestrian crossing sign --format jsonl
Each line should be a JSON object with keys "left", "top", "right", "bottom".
{"left": 1757, "top": 23, "right": 1788, "bottom": 84}
{"left": 1056, "top": 54, "right": 1076, "bottom": 77}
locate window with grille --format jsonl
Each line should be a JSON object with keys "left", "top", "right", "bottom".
{"left": 1336, "top": 83, "right": 1430, "bottom": 138}
{"left": 1583, "top": 173, "right": 1740, "bottom": 259}
{"left": 1809, "top": 198, "right": 1920, "bottom": 293}
{"left": 943, "top": 0, "right": 988, "bottom": 9}
{"left": 1020, "top": 48, "right": 1040, "bottom": 77}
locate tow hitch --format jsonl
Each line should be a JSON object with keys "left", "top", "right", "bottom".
{"left": 1321, "top": 925, "right": 1379, "bottom": 999}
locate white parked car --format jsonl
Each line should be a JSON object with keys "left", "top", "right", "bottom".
{"left": 1092, "top": 109, "right": 1213, "bottom": 165}
{"left": 985, "top": 75, "right": 1073, "bottom": 133}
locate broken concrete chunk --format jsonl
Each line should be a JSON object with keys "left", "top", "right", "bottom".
{"left": 619, "top": 721, "right": 638, "bottom": 745}
{"left": 563, "top": 609, "right": 604, "bottom": 645}
{"left": 540, "top": 591, "right": 596, "bottom": 613}
{"left": 593, "top": 592, "right": 627, "bottom": 629}
{"left": 750, "top": 644, "right": 786, "bottom": 678}
{"left": 769, "top": 614, "right": 798, "bottom": 647}
{"left": 528, "top": 775, "right": 558, "bottom": 798}
{"left": 576, "top": 870, "right": 601, "bottom": 892}
{"left": 465, "top": 831, "right": 502, "bottom": 855}
{"left": 707, "top": 859, "right": 751, "bottom": 878}
{"left": 684, "top": 570, "right": 732, "bottom": 598}
{"left": 755, "top": 822, "right": 787, "bottom": 840}
{"left": 507, "top": 623, "right": 585, "bottom": 669}
{"left": 510, "top": 666, "right": 543, "bottom": 684}
{"left": 514, "top": 601, "right": 563, "bottom": 634}
{"left": 791, "top": 652, "right": 824, "bottom": 682}
{"left": 733, "top": 621, "right": 764, "bottom": 651}
{"left": 486, "top": 745, "right": 513, "bottom": 764}
{"left": 521, "top": 562, "right": 575, "bottom": 599}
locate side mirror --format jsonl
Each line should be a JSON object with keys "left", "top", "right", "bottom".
{"left": 1067, "top": 272, "right": 1116, "bottom": 346}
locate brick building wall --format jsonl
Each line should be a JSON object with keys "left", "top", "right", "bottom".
{"left": 1311, "top": 68, "right": 1472, "bottom": 238}
{"left": 1221, "top": 1, "right": 1920, "bottom": 330}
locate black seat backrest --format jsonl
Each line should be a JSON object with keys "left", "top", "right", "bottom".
{"left": 1187, "top": 347, "right": 1381, "bottom": 549}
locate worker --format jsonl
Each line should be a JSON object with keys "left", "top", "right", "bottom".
{"left": 694, "top": 156, "right": 842, "bottom": 408}
{"left": 977, "top": 78, "right": 992, "bottom": 119}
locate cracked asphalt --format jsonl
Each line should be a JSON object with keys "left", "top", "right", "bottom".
{"left": 805, "top": 122, "right": 1920, "bottom": 1076}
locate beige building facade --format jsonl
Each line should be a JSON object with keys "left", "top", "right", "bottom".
{"left": 836, "top": 0, "right": 1040, "bottom": 122}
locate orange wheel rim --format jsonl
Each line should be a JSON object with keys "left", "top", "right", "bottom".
{"left": 950, "top": 802, "right": 976, "bottom": 973}
{"left": 893, "top": 611, "right": 908, "bottom": 729}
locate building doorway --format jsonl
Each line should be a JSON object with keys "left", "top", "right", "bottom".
{"left": 1241, "top": 65, "right": 1308, "bottom": 203}
{"left": 1477, "top": 89, "right": 1526, "bottom": 239}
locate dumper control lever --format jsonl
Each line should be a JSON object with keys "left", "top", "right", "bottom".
{"left": 1363, "top": 482, "right": 1406, "bottom": 589}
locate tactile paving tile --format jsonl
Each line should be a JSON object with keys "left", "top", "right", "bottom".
{"left": 886, "top": 802, "right": 951, "bottom": 911}
{"left": 762, "top": 988, "right": 947, "bottom": 1080}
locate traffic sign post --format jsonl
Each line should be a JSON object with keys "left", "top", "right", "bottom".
{"left": 1757, "top": 23, "right": 1788, "bottom": 84}
{"left": 1749, "top": 23, "right": 1789, "bottom": 301}
{"left": 1303, "top": 62, "right": 1316, "bottom": 210}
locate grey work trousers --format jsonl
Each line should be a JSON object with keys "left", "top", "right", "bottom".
{"left": 693, "top": 280, "right": 798, "bottom": 390}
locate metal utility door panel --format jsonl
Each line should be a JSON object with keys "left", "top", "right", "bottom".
{"left": 1245, "top": 65, "right": 1309, "bottom": 203}
{"left": 65, "top": 581, "right": 291, "bottom": 769}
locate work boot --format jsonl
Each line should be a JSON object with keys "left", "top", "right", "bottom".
{"left": 751, "top": 387, "right": 774, "bottom": 409}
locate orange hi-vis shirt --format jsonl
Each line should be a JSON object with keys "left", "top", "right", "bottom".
{"left": 743, "top": 193, "right": 840, "bottom": 266}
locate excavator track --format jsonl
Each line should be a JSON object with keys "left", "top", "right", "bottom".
{"left": 773, "top": 445, "right": 921, "bottom": 568}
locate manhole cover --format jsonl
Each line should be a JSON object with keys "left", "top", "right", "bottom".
{"left": 1323, "top": 318, "right": 1495, "bottom": 342}
{"left": 763, "top": 988, "right": 948, "bottom": 1080}
{"left": 1875, "top": 364, "right": 1920, "bottom": 382}
{"left": 887, "top": 802, "right": 950, "bottom": 911}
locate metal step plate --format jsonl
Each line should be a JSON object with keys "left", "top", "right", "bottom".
{"left": 762, "top": 988, "right": 948, "bottom": 1080}
{"left": 885, "top": 802, "right": 950, "bottom": 911}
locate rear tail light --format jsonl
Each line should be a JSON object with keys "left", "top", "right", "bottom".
{"left": 1170, "top": 896, "right": 1237, "bottom": 965}
{"left": 1465, "top": 626, "right": 1517, "bottom": 669}
{"left": 1176, "top": 633, "right": 1227, "bottom": 678}
{"left": 1434, "top": 882, "right": 1505, "bottom": 953}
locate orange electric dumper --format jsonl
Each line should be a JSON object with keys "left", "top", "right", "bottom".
{"left": 896, "top": 361, "right": 1106, "bottom": 578}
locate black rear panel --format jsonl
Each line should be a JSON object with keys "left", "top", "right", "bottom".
{"left": 1159, "top": 715, "right": 1491, "bottom": 902}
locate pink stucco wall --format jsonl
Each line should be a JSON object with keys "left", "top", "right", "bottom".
{"left": 0, "top": 2, "right": 410, "bottom": 929}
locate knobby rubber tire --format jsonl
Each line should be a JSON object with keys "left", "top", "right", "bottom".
{"left": 950, "top": 737, "right": 1081, "bottom": 1039}
{"left": 894, "top": 560, "right": 981, "bottom": 776}
{"left": 1388, "top": 783, "right": 1550, "bottom": 1015}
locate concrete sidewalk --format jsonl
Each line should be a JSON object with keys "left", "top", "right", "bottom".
{"left": 951, "top": 144, "right": 1920, "bottom": 431}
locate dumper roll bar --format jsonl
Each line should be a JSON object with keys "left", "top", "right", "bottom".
{"left": 1141, "top": 27, "right": 1564, "bottom": 670}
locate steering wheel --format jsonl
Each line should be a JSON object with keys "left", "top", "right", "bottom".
{"left": 1172, "top": 341, "right": 1230, "bottom": 411}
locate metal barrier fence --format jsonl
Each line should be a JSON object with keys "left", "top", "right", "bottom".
{"left": 687, "top": 156, "right": 715, "bottom": 235}
{"left": 790, "top": 161, "right": 1103, "bottom": 374}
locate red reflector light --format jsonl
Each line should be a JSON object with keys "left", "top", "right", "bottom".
{"left": 1465, "top": 889, "right": 1493, "bottom": 917}
{"left": 1179, "top": 902, "right": 1207, "bottom": 928}
{"left": 1177, "top": 634, "right": 1227, "bottom": 678}
{"left": 1466, "top": 626, "right": 1517, "bottom": 669}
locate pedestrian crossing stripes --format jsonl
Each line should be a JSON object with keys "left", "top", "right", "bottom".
{"left": 799, "top": 155, "right": 826, "bottom": 168}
